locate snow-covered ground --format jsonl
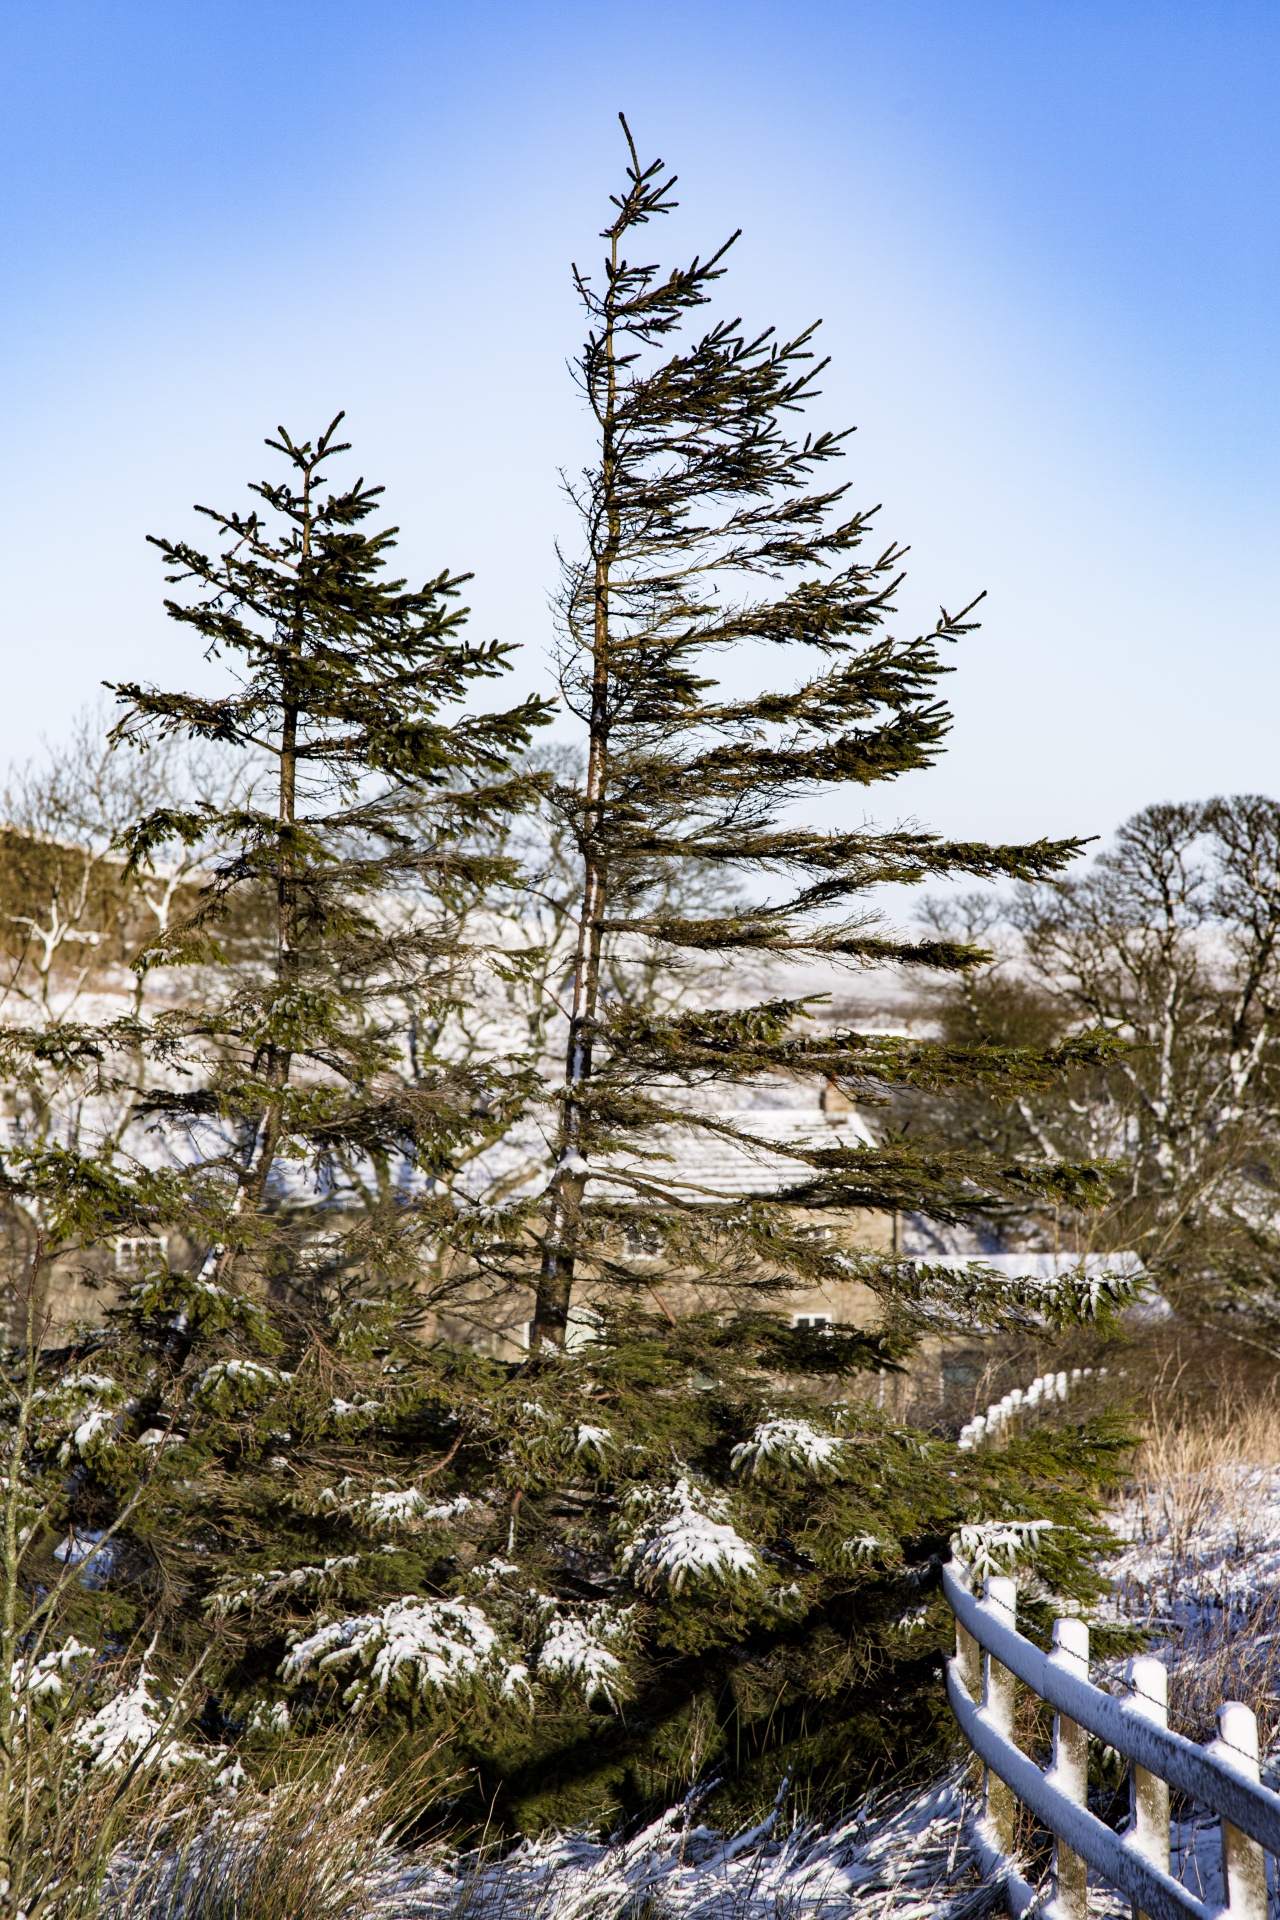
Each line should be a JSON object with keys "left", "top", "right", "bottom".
{"left": 434, "top": 1422, "right": 1280, "bottom": 1920}
{"left": 1097, "top": 1444, "right": 1280, "bottom": 1920}
{"left": 355, "top": 1774, "right": 993, "bottom": 1920}
{"left": 98, "top": 1413, "right": 1280, "bottom": 1919}
{"left": 1108, "top": 1461, "right": 1280, "bottom": 1630}
{"left": 1106, "top": 1455, "right": 1280, "bottom": 1759}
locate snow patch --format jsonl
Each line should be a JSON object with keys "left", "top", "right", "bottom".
{"left": 731, "top": 1417, "right": 847, "bottom": 1478}
{"left": 537, "top": 1605, "right": 633, "bottom": 1707}
{"left": 621, "top": 1478, "right": 759, "bottom": 1593}
{"left": 280, "top": 1596, "right": 523, "bottom": 1707}
{"left": 75, "top": 1657, "right": 200, "bottom": 1772}
{"left": 355, "top": 1768, "right": 980, "bottom": 1920}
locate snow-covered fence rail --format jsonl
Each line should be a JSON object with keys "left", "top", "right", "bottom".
{"left": 943, "top": 1558, "right": 1279, "bottom": 1920}
{"left": 957, "top": 1367, "right": 1107, "bottom": 1452}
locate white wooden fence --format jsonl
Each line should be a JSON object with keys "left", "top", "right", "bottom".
{"left": 944, "top": 1558, "right": 1280, "bottom": 1920}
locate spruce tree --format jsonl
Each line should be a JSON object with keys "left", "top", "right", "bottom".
{"left": 0, "top": 178, "right": 1134, "bottom": 1845}
{"left": 530, "top": 120, "right": 1121, "bottom": 1344}
{"left": 0, "top": 423, "right": 555, "bottom": 1824}
{"left": 107, "top": 414, "right": 553, "bottom": 1305}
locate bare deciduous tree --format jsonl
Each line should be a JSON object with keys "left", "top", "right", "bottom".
{"left": 915, "top": 798, "right": 1280, "bottom": 1341}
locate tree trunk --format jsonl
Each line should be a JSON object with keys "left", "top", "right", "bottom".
{"left": 223, "top": 497, "right": 308, "bottom": 1268}
{"left": 531, "top": 255, "right": 620, "bottom": 1348}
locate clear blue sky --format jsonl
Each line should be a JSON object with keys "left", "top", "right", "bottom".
{"left": 1, "top": 2, "right": 1277, "bottom": 849}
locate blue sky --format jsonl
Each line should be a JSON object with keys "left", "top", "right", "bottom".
{"left": 1, "top": 2, "right": 1277, "bottom": 849}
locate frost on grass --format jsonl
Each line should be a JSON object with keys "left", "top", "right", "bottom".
{"left": 279, "top": 1596, "right": 527, "bottom": 1708}
{"left": 537, "top": 1605, "right": 633, "bottom": 1707}
{"left": 1104, "top": 1452, "right": 1280, "bottom": 1752}
{"left": 731, "top": 1417, "right": 847, "bottom": 1479}
{"left": 356, "top": 1768, "right": 985, "bottom": 1920}
{"left": 621, "top": 1478, "right": 759, "bottom": 1593}
{"left": 100, "top": 1769, "right": 989, "bottom": 1920}
{"left": 1107, "top": 1460, "right": 1280, "bottom": 1622}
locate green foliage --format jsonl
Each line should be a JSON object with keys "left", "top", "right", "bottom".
{"left": 10, "top": 1286, "right": 1127, "bottom": 1838}
{"left": 0, "top": 132, "right": 1139, "bottom": 1853}
{"left": 0, "top": 417, "right": 553, "bottom": 1304}
{"left": 526, "top": 121, "right": 1119, "bottom": 1347}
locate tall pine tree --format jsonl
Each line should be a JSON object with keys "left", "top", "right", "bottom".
{"left": 530, "top": 120, "right": 1121, "bottom": 1346}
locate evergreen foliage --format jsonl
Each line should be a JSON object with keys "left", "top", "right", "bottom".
{"left": 0, "top": 139, "right": 1138, "bottom": 1846}
{"left": 100, "top": 413, "right": 552, "bottom": 1302}
{"left": 0, "top": 1274, "right": 1130, "bottom": 1842}
{"left": 528, "top": 119, "right": 1124, "bottom": 1349}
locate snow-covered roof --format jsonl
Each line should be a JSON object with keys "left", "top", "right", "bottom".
{"left": 592, "top": 1108, "right": 874, "bottom": 1203}
{"left": 921, "top": 1252, "right": 1144, "bottom": 1283}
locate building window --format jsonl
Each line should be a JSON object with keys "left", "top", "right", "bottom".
{"left": 114, "top": 1236, "right": 168, "bottom": 1274}
{"left": 791, "top": 1313, "right": 832, "bottom": 1332}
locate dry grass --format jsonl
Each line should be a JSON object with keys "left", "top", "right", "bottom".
{"left": 101, "top": 1740, "right": 416, "bottom": 1920}
{"left": 0, "top": 1755, "right": 146, "bottom": 1920}
{"left": 1118, "top": 1359, "right": 1280, "bottom": 1747}
{"left": 1127, "top": 1383, "right": 1280, "bottom": 1577}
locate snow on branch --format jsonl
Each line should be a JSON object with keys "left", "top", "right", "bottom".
{"left": 621, "top": 1478, "right": 760, "bottom": 1593}
{"left": 537, "top": 1605, "right": 634, "bottom": 1708}
{"left": 951, "top": 1519, "right": 1054, "bottom": 1579}
{"left": 305, "top": 1479, "right": 473, "bottom": 1535}
{"left": 193, "top": 1359, "right": 293, "bottom": 1414}
{"left": 731, "top": 1417, "right": 847, "bottom": 1479}
{"left": 279, "top": 1597, "right": 528, "bottom": 1708}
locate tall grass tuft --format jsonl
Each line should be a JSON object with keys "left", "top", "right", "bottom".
{"left": 101, "top": 1740, "right": 418, "bottom": 1920}
{"left": 1117, "top": 1364, "right": 1280, "bottom": 1748}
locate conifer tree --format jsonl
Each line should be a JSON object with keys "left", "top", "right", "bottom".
{"left": 0, "top": 180, "right": 1134, "bottom": 1845}
{"left": 136, "top": 131, "right": 1130, "bottom": 1836}
{"left": 106, "top": 414, "right": 553, "bottom": 1304}
{"left": 529, "top": 120, "right": 1122, "bottom": 1345}
{"left": 0, "top": 424, "right": 556, "bottom": 1835}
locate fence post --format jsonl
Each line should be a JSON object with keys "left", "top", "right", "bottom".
{"left": 983, "top": 1575, "right": 1018, "bottom": 1854}
{"left": 956, "top": 1607, "right": 981, "bottom": 1704}
{"left": 1050, "top": 1616, "right": 1090, "bottom": 1920}
{"left": 1211, "top": 1702, "right": 1267, "bottom": 1920}
{"left": 1124, "top": 1656, "right": 1170, "bottom": 1920}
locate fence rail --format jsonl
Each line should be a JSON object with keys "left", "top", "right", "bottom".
{"left": 943, "top": 1558, "right": 1276, "bottom": 1920}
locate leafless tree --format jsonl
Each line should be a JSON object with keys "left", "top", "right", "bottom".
{"left": 913, "top": 799, "right": 1280, "bottom": 1344}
